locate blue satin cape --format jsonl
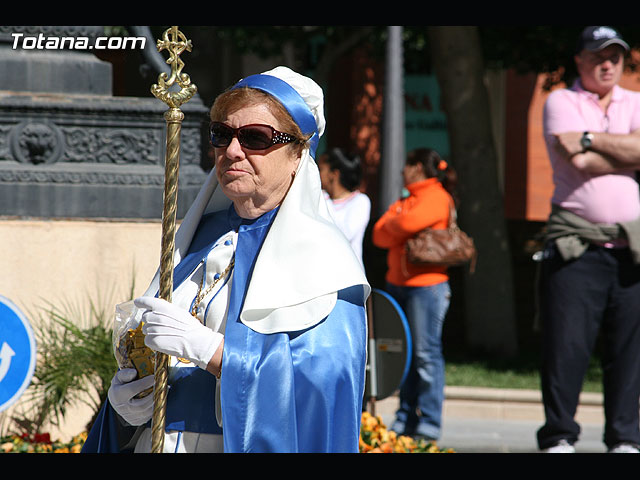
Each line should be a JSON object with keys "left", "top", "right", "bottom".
{"left": 82, "top": 205, "right": 367, "bottom": 453}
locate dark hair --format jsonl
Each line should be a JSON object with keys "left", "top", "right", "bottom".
{"left": 325, "top": 148, "right": 363, "bottom": 192}
{"left": 406, "top": 148, "right": 459, "bottom": 205}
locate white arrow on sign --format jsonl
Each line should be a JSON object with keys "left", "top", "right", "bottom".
{"left": 0, "top": 342, "right": 16, "bottom": 383}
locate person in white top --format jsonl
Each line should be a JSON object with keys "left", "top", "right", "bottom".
{"left": 318, "top": 148, "right": 371, "bottom": 268}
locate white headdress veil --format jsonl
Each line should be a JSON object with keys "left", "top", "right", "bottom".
{"left": 143, "top": 66, "right": 370, "bottom": 334}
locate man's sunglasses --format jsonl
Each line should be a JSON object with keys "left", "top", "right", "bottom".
{"left": 210, "top": 122, "right": 299, "bottom": 150}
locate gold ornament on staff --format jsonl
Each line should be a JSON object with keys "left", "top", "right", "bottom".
{"left": 149, "top": 25, "right": 198, "bottom": 454}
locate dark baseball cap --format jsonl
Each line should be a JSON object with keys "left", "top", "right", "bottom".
{"left": 576, "top": 26, "right": 629, "bottom": 53}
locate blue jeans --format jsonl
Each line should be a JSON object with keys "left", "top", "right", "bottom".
{"left": 385, "top": 281, "right": 451, "bottom": 440}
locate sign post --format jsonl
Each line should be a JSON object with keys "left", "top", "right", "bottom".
{"left": 364, "top": 289, "right": 412, "bottom": 413}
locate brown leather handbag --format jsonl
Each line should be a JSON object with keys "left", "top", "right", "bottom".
{"left": 405, "top": 203, "right": 477, "bottom": 272}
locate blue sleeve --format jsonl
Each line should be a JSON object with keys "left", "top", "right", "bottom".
{"left": 290, "top": 285, "right": 368, "bottom": 452}
{"left": 221, "top": 285, "right": 368, "bottom": 453}
{"left": 81, "top": 401, "right": 140, "bottom": 453}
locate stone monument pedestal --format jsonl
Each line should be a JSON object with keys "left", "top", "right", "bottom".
{"left": 0, "top": 26, "right": 208, "bottom": 219}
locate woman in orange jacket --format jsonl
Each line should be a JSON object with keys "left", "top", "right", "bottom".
{"left": 373, "top": 148, "right": 457, "bottom": 442}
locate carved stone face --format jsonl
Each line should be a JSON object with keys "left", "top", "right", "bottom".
{"left": 18, "top": 123, "right": 56, "bottom": 164}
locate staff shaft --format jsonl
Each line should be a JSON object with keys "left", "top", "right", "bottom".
{"left": 150, "top": 108, "right": 184, "bottom": 453}
{"left": 147, "top": 25, "right": 197, "bottom": 454}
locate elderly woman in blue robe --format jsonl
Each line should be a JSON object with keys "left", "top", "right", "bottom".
{"left": 82, "top": 67, "right": 370, "bottom": 453}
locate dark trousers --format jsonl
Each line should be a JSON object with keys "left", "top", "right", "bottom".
{"left": 536, "top": 243, "right": 640, "bottom": 449}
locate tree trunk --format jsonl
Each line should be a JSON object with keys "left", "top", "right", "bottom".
{"left": 428, "top": 26, "right": 518, "bottom": 358}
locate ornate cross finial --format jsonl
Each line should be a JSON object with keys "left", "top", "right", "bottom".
{"left": 151, "top": 26, "right": 197, "bottom": 109}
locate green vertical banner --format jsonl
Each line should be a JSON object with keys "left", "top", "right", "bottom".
{"left": 404, "top": 75, "right": 449, "bottom": 158}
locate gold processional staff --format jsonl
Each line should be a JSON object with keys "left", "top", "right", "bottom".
{"left": 149, "top": 26, "right": 198, "bottom": 453}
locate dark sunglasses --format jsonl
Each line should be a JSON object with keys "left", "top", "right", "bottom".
{"left": 210, "top": 122, "right": 299, "bottom": 150}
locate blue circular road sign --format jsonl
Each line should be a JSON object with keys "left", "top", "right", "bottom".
{"left": 0, "top": 296, "right": 36, "bottom": 412}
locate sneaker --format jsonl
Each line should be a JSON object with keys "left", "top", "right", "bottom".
{"left": 542, "top": 439, "right": 575, "bottom": 453}
{"left": 608, "top": 443, "right": 640, "bottom": 453}
{"left": 414, "top": 422, "right": 440, "bottom": 441}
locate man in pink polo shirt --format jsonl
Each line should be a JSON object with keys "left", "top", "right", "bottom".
{"left": 537, "top": 26, "right": 640, "bottom": 453}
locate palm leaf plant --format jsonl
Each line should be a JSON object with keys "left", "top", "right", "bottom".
{"left": 9, "top": 280, "right": 135, "bottom": 436}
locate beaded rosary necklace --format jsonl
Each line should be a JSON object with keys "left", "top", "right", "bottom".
{"left": 190, "top": 256, "right": 235, "bottom": 319}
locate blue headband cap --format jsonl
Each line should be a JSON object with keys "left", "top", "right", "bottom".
{"left": 232, "top": 73, "right": 320, "bottom": 158}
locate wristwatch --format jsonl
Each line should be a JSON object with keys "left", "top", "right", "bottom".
{"left": 580, "top": 131, "right": 594, "bottom": 152}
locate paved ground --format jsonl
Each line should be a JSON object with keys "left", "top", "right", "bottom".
{"left": 369, "top": 386, "right": 607, "bottom": 453}
{"left": 435, "top": 417, "right": 604, "bottom": 453}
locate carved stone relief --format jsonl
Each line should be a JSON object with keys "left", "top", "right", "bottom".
{"left": 10, "top": 121, "right": 64, "bottom": 164}
{"left": 0, "top": 26, "right": 209, "bottom": 219}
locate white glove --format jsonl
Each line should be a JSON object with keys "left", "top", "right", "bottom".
{"left": 135, "top": 296, "right": 223, "bottom": 371}
{"left": 107, "top": 368, "right": 155, "bottom": 426}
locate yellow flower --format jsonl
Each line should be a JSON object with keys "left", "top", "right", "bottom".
{"left": 359, "top": 412, "right": 454, "bottom": 453}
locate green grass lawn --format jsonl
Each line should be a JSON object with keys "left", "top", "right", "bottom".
{"left": 444, "top": 351, "right": 603, "bottom": 393}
